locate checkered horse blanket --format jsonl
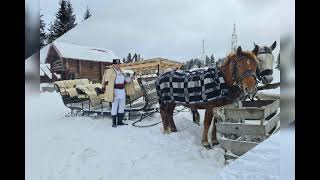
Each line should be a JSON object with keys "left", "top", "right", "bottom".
{"left": 155, "top": 67, "right": 229, "bottom": 105}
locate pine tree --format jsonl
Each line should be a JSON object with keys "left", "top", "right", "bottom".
{"left": 47, "top": 0, "right": 77, "bottom": 43}
{"left": 210, "top": 54, "right": 215, "bottom": 64}
{"left": 187, "top": 59, "right": 194, "bottom": 70}
{"left": 40, "top": 13, "right": 47, "bottom": 48}
{"left": 127, "top": 53, "right": 132, "bottom": 62}
{"left": 193, "top": 58, "right": 202, "bottom": 68}
{"left": 83, "top": 6, "right": 91, "bottom": 21}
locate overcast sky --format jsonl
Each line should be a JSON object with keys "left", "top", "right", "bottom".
{"left": 40, "top": 0, "right": 284, "bottom": 62}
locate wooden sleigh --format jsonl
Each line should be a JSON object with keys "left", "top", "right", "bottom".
{"left": 53, "top": 77, "right": 159, "bottom": 120}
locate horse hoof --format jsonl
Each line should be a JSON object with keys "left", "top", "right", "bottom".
{"left": 202, "top": 142, "right": 212, "bottom": 150}
{"left": 193, "top": 121, "right": 200, "bottom": 126}
{"left": 171, "top": 129, "right": 177, "bottom": 132}
{"left": 203, "top": 144, "right": 212, "bottom": 150}
{"left": 163, "top": 129, "right": 171, "bottom": 134}
{"left": 212, "top": 141, "right": 220, "bottom": 146}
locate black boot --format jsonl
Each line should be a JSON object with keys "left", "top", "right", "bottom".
{"left": 117, "top": 113, "right": 128, "bottom": 126}
{"left": 112, "top": 115, "right": 117, "bottom": 127}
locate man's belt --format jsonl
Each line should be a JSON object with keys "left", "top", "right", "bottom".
{"left": 114, "top": 84, "right": 125, "bottom": 89}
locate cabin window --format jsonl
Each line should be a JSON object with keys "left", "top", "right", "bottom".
{"left": 90, "top": 62, "right": 94, "bottom": 69}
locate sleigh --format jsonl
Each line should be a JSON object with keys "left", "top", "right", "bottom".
{"left": 54, "top": 77, "right": 159, "bottom": 120}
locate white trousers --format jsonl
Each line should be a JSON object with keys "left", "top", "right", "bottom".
{"left": 111, "top": 89, "right": 126, "bottom": 116}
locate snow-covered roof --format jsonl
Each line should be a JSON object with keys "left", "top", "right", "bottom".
{"left": 40, "top": 45, "right": 50, "bottom": 63}
{"left": 47, "top": 42, "right": 118, "bottom": 63}
{"left": 40, "top": 63, "right": 52, "bottom": 79}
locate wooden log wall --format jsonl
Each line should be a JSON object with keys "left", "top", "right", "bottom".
{"left": 65, "top": 58, "right": 111, "bottom": 82}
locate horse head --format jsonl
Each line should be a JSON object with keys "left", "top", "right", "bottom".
{"left": 222, "top": 46, "right": 258, "bottom": 99}
{"left": 252, "top": 41, "right": 277, "bottom": 84}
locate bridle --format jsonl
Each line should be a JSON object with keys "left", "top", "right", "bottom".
{"left": 231, "top": 55, "right": 257, "bottom": 87}
{"left": 256, "top": 47, "right": 274, "bottom": 82}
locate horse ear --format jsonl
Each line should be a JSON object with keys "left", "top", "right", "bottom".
{"left": 270, "top": 41, "right": 277, "bottom": 50}
{"left": 252, "top": 44, "right": 259, "bottom": 55}
{"left": 236, "top": 46, "right": 242, "bottom": 56}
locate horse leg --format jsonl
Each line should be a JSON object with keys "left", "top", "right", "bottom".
{"left": 191, "top": 108, "right": 200, "bottom": 125}
{"left": 167, "top": 104, "right": 177, "bottom": 132}
{"left": 211, "top": 117, "right": 219, "bottom": 146}
{"left": 202, "top": 108, "right": 213, "bottom": 149}
{"left": 160, "top": 104, "right": 170, "bottom": 134}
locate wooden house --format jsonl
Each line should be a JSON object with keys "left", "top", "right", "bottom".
{"left": 44, "top": 42, "right": 118, "bottom": 82}
{"left": 40, "top": 63, "right": 60, "bottom": 83}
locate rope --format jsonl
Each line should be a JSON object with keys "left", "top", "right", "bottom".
{"left": 131, "top": 106, "right": 190, "bottom": 128}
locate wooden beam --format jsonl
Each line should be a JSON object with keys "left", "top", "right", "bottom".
{"left": 224, "top": 100, "right": 279, "bottom": 120}
{"left": 220, "top": 139, "right": 259, "bottom": 156}
{"left": 263, "top": 100, "right": 279, "bottom": 119}
{"left": 216, "top": 122, "right": 266, "bottom": 136}
{"left": 264, "top": 111, "right": 280, "bottom": 134}
{"left": 224, "top": 108, "right": 265, "bottom": 119}
{"left": 257, "top": 82, "right": 280, "bottom": 91}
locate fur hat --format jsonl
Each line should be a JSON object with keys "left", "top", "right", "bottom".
{"left": 112, "top": 59, "right": 121, "bottom": 64}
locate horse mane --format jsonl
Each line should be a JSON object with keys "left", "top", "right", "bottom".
{"left": 221, "top": 51, "right": 258, "bottom": 67}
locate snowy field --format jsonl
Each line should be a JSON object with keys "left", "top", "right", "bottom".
{"left": 26, "top": 92, "right": 226, "bottom": 180}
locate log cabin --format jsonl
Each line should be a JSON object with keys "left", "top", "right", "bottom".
{"left": 40, "top": 63, "right": 60, "bottom": 83}
{"left": 45, "top": 42, "right": 118, "bottom": 82}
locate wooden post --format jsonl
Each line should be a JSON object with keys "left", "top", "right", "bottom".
{"left": 78, "top": 61, "right": 81, "bottom": 78}
{"left": 99, "top": 62, "right": 102, "bottom": 82}
{"left": 237, "top": 101, "right": 245, "bottom": 123}
{"left": 76, "top": 60, "right": 80, "bottom": 78}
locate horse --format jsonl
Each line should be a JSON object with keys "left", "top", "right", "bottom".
{"left": 253, "top": 41, "right": 277, "bottom": 84}
{"left": 155, "top": 46, "right": 258, "bottom": 149}
{"left": 190, "top": 41, "right": 278, "bottom": 126}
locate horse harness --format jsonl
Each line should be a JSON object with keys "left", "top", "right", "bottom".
{"left": 256, "top": 47, "right": 273, "bottom": 82}
{"left": 231, "top": 55, "right": 257, "bottom": 87}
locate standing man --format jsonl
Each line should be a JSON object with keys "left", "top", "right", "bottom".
{"left": 102, "top": 59, "right": 135, "bottom": 127}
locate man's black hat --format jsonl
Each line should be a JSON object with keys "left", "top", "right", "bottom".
{"left": 113, "top": 59, "right": 121, "bottom": 64}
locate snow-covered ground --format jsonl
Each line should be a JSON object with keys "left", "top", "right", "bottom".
{"left": 211, "top": 132, "right": 280, "bottom": 180}
{"left": 26, "top": 92, "right": 226, "bottom": 180}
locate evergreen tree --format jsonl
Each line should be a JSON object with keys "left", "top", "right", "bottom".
{"left": 187, "top": 59, "right": 194, "bottom": 70}
{"left": 83, "top": 6, "right": 92, "bottom": 21}
{"left": 210, "top": 54, "right": 215, "bottom": 64}
{"left": 193, "top": 58, "right": 202, "bottom": 68}
{"left": 47, "top": 0, "right": 77, "bottom": 43}
{"left": 127, "top": 53, "right": 132, "bottom": 62}
{"left": 40, "top": 13, "right": 47, "bottom": 48}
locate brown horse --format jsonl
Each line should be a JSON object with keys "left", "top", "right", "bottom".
{"left": 156, "top": 46, "right": 258, "bottom": 149}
